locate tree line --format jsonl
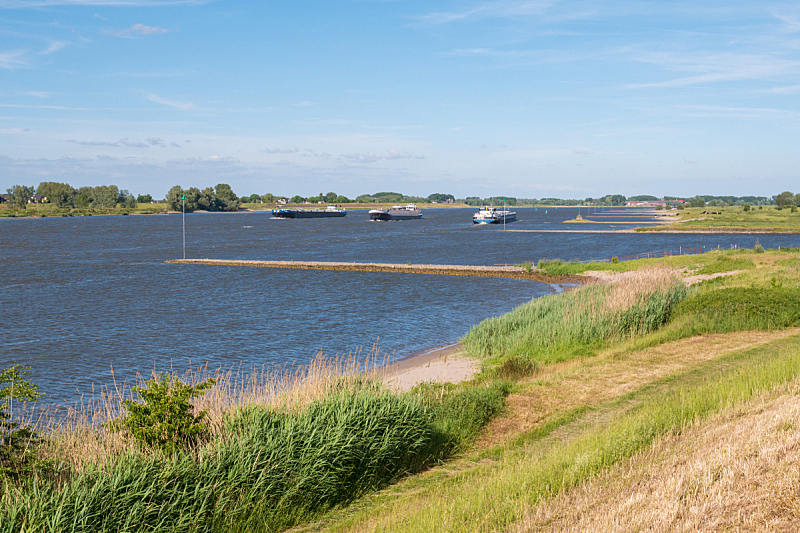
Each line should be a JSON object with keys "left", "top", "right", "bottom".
{"left": 2, "top": 183, "right": 140, "bottom": 210}
{"left": 3, "top": 182, "right": 797, "bottom": 212}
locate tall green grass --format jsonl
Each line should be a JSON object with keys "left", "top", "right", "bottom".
{"left": 463, "top": 269, "right": 687, "bottom": 365}
{"left": 1, "top": 382, "right": 507, "bottom": 532}
{"left": 668, "top": 287, "right": 800, "bottom": 334}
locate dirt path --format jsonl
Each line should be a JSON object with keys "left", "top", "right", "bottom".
{"left": 476, "top": 329, "right": 800, "bottom": 449}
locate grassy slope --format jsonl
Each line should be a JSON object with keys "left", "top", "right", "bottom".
{"left": 300, "top": 248, "right": 800, "bottom": 532}
{"left": 636, "top": 205, "right": 800, "bottom": 232}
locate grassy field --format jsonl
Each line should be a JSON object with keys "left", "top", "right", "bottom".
{"left": 4, "top": 248, "right": 800, "bottom": 532}
{"left": 637, "top": 205, "right": 800, "bottom": 233}
{"left": 293, "top": 247, "right": 800, "bottom": 532}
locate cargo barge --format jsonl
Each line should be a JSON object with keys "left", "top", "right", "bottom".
{"left": 271, "top": 205, "right": 347, "bottom": 219}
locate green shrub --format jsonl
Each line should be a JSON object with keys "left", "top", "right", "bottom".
{"left": 112, "top": 374, "right": 216, "bottom": 453}
{"left": 0, "top": 366, "right": 42, "bottom": 479}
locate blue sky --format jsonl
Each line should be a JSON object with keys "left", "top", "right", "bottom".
{"left": 1, "top": 1, "right": 799, "bottom": 200}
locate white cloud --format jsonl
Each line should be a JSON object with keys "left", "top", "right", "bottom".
{"left": 104, "top": 23, "right": 170, "bottom": 37}
{"left": 146, "top": 93, "right": 194, "bottom": 110}
{"left": 40, "top": 41, "right": 69, "bottom": 54}
{"left": 0, "top": 50, "right": 27, "bottom": 69}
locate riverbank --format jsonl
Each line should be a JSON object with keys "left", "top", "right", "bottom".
{"left": 294, "top": 247, "right": 800, "bottom": 532}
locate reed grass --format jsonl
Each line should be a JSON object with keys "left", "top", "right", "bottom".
{"left": 462, "top": 268, "right": 687, "bottom": 365}
{"left": 1, "top": 349, "right": 508, "bottom": 532}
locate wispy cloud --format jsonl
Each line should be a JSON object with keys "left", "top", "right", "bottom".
{"left": 40, "top": 41, "right": 69, "bottom": 54}
{"left": 0, "top": 1, "right": 208, "bottom": 7}
{"left": 166, "top": 155, "right": 241, "bottom": 166}
{"left": 104, "top": 23, "right": 170, "bottom": 37}
{"left": 417, "top": 0, "right": 561, "bottom": 24}
{"left": 766, "top": 83, "right": 800, "bottom": 94}
{"left": 0, "top": 49, "right": 27, "bottom": 69}
{"left": 628, "top": 52, "right": 800, "bottom": 88}
{"left": 675, "top": 104, "right": 794, "bottom": 120}
{"left": 262, "top": 146, "right": 299, "bottom": 154}
{"left": 340, "top": 150, "right": 420, "bottom": 163}
{"left": 145, "top": 93, "right": 194, "bottom": 110}
{"left": 67, "top": 137, "right": 171, "bottom": 148}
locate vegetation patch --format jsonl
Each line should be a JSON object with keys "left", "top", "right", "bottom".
{"left": 0, "top": 369, "right": 509, "bottom": 533}
{"left": 672, "top": 287, "right": 800, "bottom": 333}
{"left": 463, "top": 268, "right": 687, "bottom": 365}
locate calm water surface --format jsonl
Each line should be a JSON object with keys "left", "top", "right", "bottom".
{"left": 2, "top": 207, "right": 798, "bottom": 406}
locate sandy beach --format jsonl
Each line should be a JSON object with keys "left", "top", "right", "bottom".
{"left": 382, "top": 343, "right": 479, "bottom": 392}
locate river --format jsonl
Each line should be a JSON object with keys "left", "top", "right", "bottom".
{"left": 1, "top": 206, "right": 797, "bottom": 406}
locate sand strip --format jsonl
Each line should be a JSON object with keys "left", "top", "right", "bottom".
{"left": 166, "top": 258, "right": 584, "bottom": 283}
{"left": 382, "top": 343, "right": 479, "bottom": 392}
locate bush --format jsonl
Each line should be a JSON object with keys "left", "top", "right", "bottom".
{"left": 743, "top": 203, "right": 751, "bottom": 211}
{"left": 0, "top": 366, "right": 42, "bottom": 478}
{"left": 112, "top": 374, "right": 216, "bottom": 453}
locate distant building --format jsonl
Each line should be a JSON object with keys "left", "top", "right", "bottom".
{"left": 276, "top": 197, "right": 290, "bottom": 205}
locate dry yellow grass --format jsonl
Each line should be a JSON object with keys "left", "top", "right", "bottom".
{"left": 518, "top": 382, "right": 800, "bottom": 532}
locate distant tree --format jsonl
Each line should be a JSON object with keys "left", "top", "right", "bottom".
{"left": 37, "top": 182, "right": 75, "bottom": 208}
{"left": 627, "top": 195, "right": 658, "bottom": 201}
{"left": 78, "top": 185, "right": 119, "bottom": 209}
{"left": 6, "top": 185, "right": 34, "bottom": 210}
{"left": 214, "top": 184, "right": 240, "bottom": 211}
{"left": 333, "top": 195, "right": 351, "bottom": 203}
{"left": 373, "top": 192, "right": 404, "bottom": 203}
{"left": 136, "top": 194, "right": 153, "bottom": 204}
{"left": 165, "top": 185, "right": 184, "bottom": 211}
{"left": 290, "top": 195, "right": 305, "bottom": 204}
{"left": 689, "top": 196, "right": 706, "bottom": 208}
{"left": 427, "top": 193, "right": 455, "bottom": 203}
{"left": 117, "top": 190, "right": 137, "bottom": 208}
{"left": 795, "top": 194, "right": 800, "bottom": 207}
{"left": 324, "top": 192, "right": 338, "bottom": 203}
{"left": 775, "top": 191, "right": 794, "bottom": 207}
{"left": 261, "top": 193, "right": 276, "bottom": 204}
{"left": 246, "top": 194, "right": 261, "bottom": 203}
{"left": 196, "top": 187, "right": 216, "bottom": 211}
{"left": 607, "top": 194, "right": 626, "bottom": 206}
{"left": 355, "top": 194, "right": 375, "bottom": 203}
{"left": 74, "top": 193, "right": 90, "bottom": 209}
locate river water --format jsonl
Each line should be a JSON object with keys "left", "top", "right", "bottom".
{"left": 2, "top": 207, "right": 797, "bottom": 406}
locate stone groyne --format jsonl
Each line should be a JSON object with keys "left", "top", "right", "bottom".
{"left": 165, "top": 258, "right": 584, "bottom": 283}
